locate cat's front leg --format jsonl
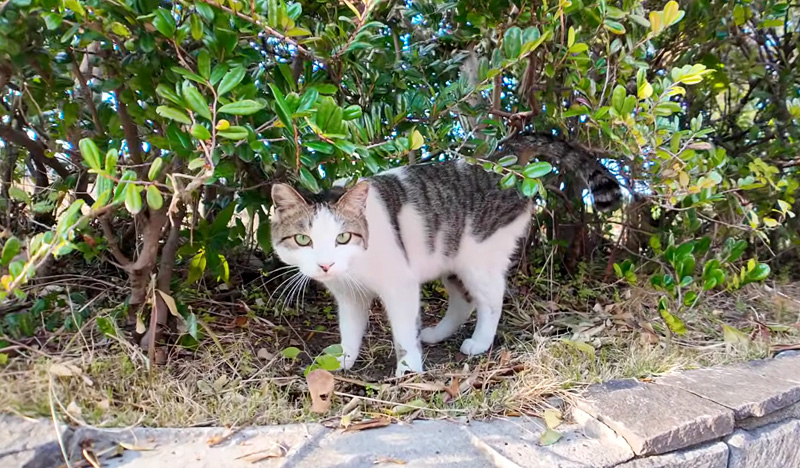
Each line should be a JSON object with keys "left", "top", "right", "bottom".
{"left": 330, "top": 288, "right": 372, "bottom": 371}
{"left": 381, "top": 283, "right": 424, "bottom": 376}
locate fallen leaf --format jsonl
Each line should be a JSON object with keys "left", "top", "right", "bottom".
{"left": 344, "top": 417, "right": 391, "bottom": 432}
{"left": 82, "top": 447, "right": 101, "bottom": 468}
{"left": 539, "top": 428, "right": 562, "bottom": 446}
{"left": 722, "top": 324, "right": 751, "bottom": 347}
{"left": 257, "top": 348, "right": 275, "bottom": 360}
{"left": 49, "top": 363, "right": 74, "bottom": 377}
{"left": 66, "top": 401, "right": 82, "bottom": 419}
{"left": 213, "top": 374, "right": 229, "bottom": 391}
{"left": 373, "top": 457, "right": 406, "bottom": 465}
{"left": 340, "top": 413, "right": 352, "bottom": 429}
{"left": 233, "top": 316, "right": 248, "bottom": 327}
{"left": 82, "top": 235, "right": 97, "bottom": 248}
{"left": 306, "top": 369, "right": 335, "bottom": 413}
{"left": 97, "top": 399, "right": 110, "bottom": 411}
{"left": 341, "top": 396, "right": 361, "bottom": 415}
{"left": 498, "top": 349, "right": 511, "bottom": 367}
{"left": 399, "top": 382, "right": 446, "bottom": 392}
{"left": 119, "top": 442, "right": 156, "bottom": 451}
{"left": 543, "top": 409, "right": 562, "bottom": 429}
{"left": 442, "top": 377, "right": 460, "bottom": 403}
{"left": 391, "top": 398, "right": 427, "bottom": 415}
{"left": 135, "top": 314, "right": 146, "bottom": 334}
{"left": 237, "top": 443, "right": 286, "bottom": 463}
{"left": 207, "top": 427, "right": 242, "bottom": 447}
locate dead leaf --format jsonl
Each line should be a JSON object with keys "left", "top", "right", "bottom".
{"left": 542, "top": 409, "right": 562, "bottom": 429}
{"left": 66, "top": 401, "right": 82, "bottom": 419}
{"left": 498, "top": 349, "right": 511, "bottom": 368}
{"left": 49, "top": 363, "right": 74, "bottom": 377}
{"left": 135, "top": 314, "right": 146, "bottom": 334}
{"left": 82, "top": 235, "right": 97, "bottom": 248}
{"left": 399, "top": 382, "right": 446, "bottom": 392}
{"left": 539, "top": 428, "right": 562, "bottom": 446}
{"left": 373, "top": 457, "right": 406, "bottom": 465}
{"left": 213, "top": 374, "right": 229, "bottom": 392}
{"left": 97, "top": 399, "right": 110, "bottom": 411}
{"left": 119, "top": 442, "right": 156, "bottom": 451}
{"left": 207, "top": 427, "right": 242, "bottom": 447}
{"left": 340, "top": 413, "right": 352, "bottom": 429}
{"left": 341, "top": 396, "right": 361, "bottom": 415}
{"left": 237, "top": 443, "right": 286, "bottom": 463}
{"left": 306, "top": 369, "right": 335, "bottom": 413}
{"left": 234, "top": 316, "right": 248, "bottom": 327}
{"left": 82, "top": 447, "right": 101, "bottom": 468}
{"left": 442, "top": 377, "right": 460, "bottom": 403}
{"left": 723, "top": 324, "right": 751, "bottom": 347}
{"left": 344, "top": 417, "right": 391, "bottom": 432}
{"left": 156, "top": 290, "right": 180, "bottom": 317}
{"left": 257, "top": 348, "right": 274, "bottom": 360}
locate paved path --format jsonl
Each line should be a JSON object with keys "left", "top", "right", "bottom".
{"left": 2, "top": 352, "right": 799, "bottom": 468}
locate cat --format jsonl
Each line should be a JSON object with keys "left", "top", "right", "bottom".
{"left": 269, "top": 134, "right": 622, "bottom": 376}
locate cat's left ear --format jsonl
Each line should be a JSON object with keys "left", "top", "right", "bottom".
{"left": 271, "top": 183, "right": 307, "bottom": 215}
{"left": 336, "top": 180, "right": 369, "bottom": 217}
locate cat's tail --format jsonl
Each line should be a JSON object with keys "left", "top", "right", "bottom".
{"left": 493, "top": 133, "right": 623, "bottom": 212}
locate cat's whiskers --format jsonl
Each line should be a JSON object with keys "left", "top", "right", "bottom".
{"left": 269, "top": 270, "right": 302, "bottom": 306}
{"left": 281, "top": 273, "right": 309, "bottom": 315}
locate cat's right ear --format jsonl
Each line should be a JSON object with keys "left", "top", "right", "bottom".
{"left": 271, "top": 184, "right": 307, "bottom": 215}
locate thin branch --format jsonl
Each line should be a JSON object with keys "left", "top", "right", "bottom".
{"left": 72, "top": 60, "right": 105, "bottom": 136}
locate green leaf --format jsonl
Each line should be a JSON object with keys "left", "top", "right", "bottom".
{"left": 110, "top": 22, "right": 131, "bottom": 37}
{"left": 153, "top": 8, "right": 176, "bottom": 37}
{"left": 156, "top": 106, "right": 192, "bottom": 124}
{"left": 191, "top": 124, "right": 211, "bottom": 140}
{"left": 187, "top": 251, "right": 207, "bottom": 284}
{"left": 298, "top": 89, "right": 319, "bottom": 112}
{"left": 745, "top": 263, "right": 770, "bottom": 282}
{"left": 498, "top": 156, "right": 518, "bottom": 167}
{"left": 217, "top": 67, "right": 246, "bottom": 96}
{"left": 146, "top": 185, "right": 164, "bottom": 210}
{"left": 500, "top": 173, "right": 517, "bottom": 189}
{"left": 281, "top": 346, "right": 302, "bottom": 359}
{"left": 1, "top": 237, "right": 21, "bottom": 267}
{"left": 217, "top": 126, "right": 249, "bottom": 140}
{"left": 182, "top": 84, "right": 212, "bottom": 120}
{"left": 97, "top": 316, "right": 117, "bottom": 338}
{"left": 660, "top": 309, "right": 687, "bottom": 335}
{"left": 148, "top": 158, "right": 164, "bottom": 181}
{"left": 78, "top": 138, "right": 101, "bottom": 171}
{"left": 124, "top": 185, "right": 143, "bottom": 215}
{"left": 523, "top": 161, "right": 553, "bottom": 179}
{"left": 304, "top": 141, "right": 334, "bottom": 154}
{"left": 156, "top": 84, "right": 183, "bottom": 106}
{"left": 190, "top": 13, "right": 204, "bottom": 40}
{"left": 268, "top": 84, "right": 295, "bottom": 132}
{"left": 43, "top": 13, "right": 63, "bottom": 30}
{"left": 540, "top": 428, "right": 562, "bottom": 446}
{"left": 197, "top": 50, "right": 211, "bottom": 79}
{"left": 503, "top": 26, "right": 522, "bottom": 59}
{"left": 603, "top": 19, "right": 626, "bottom": 34}
{"left": 521, "top": 178, "right": 540, "bottom": 197}
{"left": 611, "top": 85, "right": 626, "bottom": 113}
{"left": 8, "top": 186, "right": 30, "bottom": 205}
{"left": 343, "top": 105, "right": 362, "bottom": 120}
{"left": 410, "top": 129, "right": 424, "bottom": 150}
{"left": 298, "top": 167, "right": 321, "bottom": 193}
{"left": 218, "top": 99, "right": 266, "bottom": 115}
{"left": 722, "top": 324, "right": 750, "bottom": 346}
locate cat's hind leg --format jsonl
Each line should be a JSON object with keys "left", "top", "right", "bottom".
{"left": 420, "top": 274, "right": 474, "bottom": 344}
{"left": 457, "top": 269, "right": 506, "bottom": 356}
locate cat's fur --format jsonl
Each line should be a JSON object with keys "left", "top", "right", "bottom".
{"left": 270, "top": 134, "right": 621, "bottom": 376}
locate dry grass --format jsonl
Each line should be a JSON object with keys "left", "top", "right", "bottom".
{"left": 1, "top": 275, "right": 798, "bottom": 429}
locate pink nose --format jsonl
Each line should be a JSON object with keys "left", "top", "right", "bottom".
{"left": 319, "top": 263, "right": 334, "bottom": 273}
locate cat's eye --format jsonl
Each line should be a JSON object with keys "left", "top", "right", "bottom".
{"left": 336, "top": 232, "right": 352, "bottom": 245}
{"left": 294, "top": 234, "right": 312, "bottom": 246}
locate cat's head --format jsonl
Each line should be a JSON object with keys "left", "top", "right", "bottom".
{"left": 269, "top": 181, "right": 369, "bottom": 282}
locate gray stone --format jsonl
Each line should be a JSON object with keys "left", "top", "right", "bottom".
{"left": 466, "top": 417, "right": 634, "bottom": 467}
{"left": 726, "top": 419, "right": 800, "bottom": 468}
{"left": 737, "top": 399, "right": 800, "bottom": 430}
{"left": 0, "top": 415, "right": 72, "bottom": 468}
{"left": 290, "top": 420, "right": 488, "bottom": 468}
{"left": 575, "top": 379, "right": 734, "bottom": 456}
{"left": 657, "top": 355, "right": 800, "bottom": 419}
{"left": 67, "top": 423, "right": 326, "bottom": 468}
{"left": 615, "top": 442, "right": 728, "bottom": 468}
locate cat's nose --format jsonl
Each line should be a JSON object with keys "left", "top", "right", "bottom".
{"left": 319, "top": 263, "right": 335, "bottom": 272}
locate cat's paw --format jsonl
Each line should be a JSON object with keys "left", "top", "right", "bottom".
{"left": 337, "top": 349, "right": 358, "bottom": 371}
{"left": 395, "top": 355, "right": 423, "bottom": 377}
{"left": 460, "top": 338, "right": 491, "bottom": 356}
{"left": 419, "top": 326, "right": 444, "bottom": 344}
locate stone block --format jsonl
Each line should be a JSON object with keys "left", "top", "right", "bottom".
{"left": 737, "top": 399, "right": 800, "bottom": 430}
{"left": 466, "top": 417, "right": 634, "bottom": 468}
{"left": 726, "top": 419, "right": 800, "bottom": 468}
{"left": 575, "top": 379, "right": 734, "bottom": 456}
{"left": 657, "top": 355, "right": 800, "bottom": 419}
{"left": 0, "top": 415, "right": 72, "bottom": 468}
{"left": 68, "top": 423, "right": 326, "bottom": 468}
{"left": 615, "top": 442, "right": 728, "bottom": 468}
{"left": 290, "top": 420, "right": 488, "bottom": 468}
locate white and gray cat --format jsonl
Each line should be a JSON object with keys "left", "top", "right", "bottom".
{"left": 270, "top": 134, "right": 621, "bottom": 376}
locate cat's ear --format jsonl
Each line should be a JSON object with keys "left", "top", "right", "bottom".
{"left": 336, "top": 180, "right": 369, "bottom": 217}
{"left": 271, "top": 184, "right": 307, "bottom": 215}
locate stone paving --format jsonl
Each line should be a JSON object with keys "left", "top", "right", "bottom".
{"left": 2, "top": 351, "right": 799, "bottom": 468}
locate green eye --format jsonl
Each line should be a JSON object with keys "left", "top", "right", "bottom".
{"left": 294, "top": 234, "right": 312, "bottom": 246}
{"left": 336, "top": 232, "right": 352, "bottom": 245}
